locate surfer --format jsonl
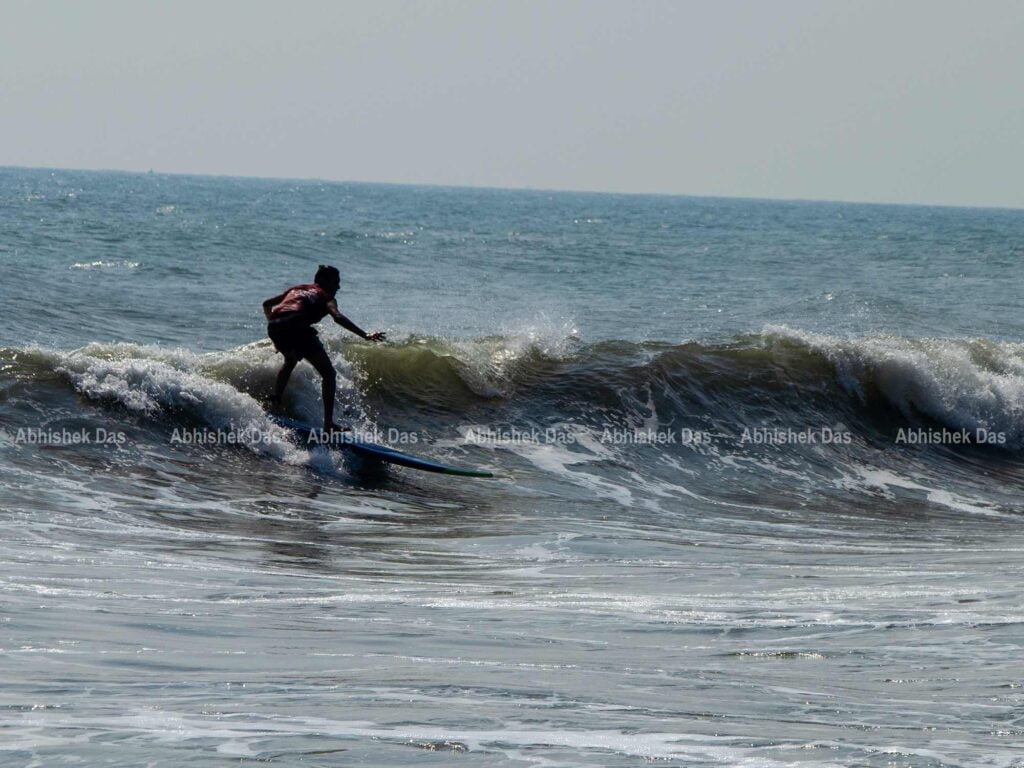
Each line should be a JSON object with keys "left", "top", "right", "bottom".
{"left": 263, "top": 264, "right": 385, "bottom": 431}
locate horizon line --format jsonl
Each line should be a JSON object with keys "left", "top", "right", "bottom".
{"left": 2, "top": 162, "right": 1021, "bottom": 214}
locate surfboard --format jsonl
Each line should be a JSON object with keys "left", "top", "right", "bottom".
{"left": 270, "top": 415, "right": 493, "bottom": 478}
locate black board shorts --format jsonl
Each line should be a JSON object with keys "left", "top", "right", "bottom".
{"left": 267, "top": 321, "right": 325, "bottom": 362}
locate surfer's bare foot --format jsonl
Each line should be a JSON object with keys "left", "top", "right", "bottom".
{"left": 324, "top": 422, "right": 351, "bottom": 433}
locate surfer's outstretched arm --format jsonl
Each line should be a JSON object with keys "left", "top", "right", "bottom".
{"left": 326, "top": 299, "right": 386, "bottom": 341}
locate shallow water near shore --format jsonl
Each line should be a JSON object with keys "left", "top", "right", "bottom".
{"left": 2, "top": 167, "right": 1024, "bottom": 766}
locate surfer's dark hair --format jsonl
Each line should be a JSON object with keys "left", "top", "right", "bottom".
{"left": 314, "top": 264, "right": 340, "bottom": 287}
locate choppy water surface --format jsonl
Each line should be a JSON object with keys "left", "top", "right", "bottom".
{"left": 2, "top": 167, "right": 1024, "bottom": 766}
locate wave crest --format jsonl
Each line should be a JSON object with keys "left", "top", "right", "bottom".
{"left": 4, "top": 324, "right": 1024, "bottom": 449}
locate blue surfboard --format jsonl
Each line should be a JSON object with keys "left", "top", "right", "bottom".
{"left": 271, "top": 415, "right": 493, "bottom": 478}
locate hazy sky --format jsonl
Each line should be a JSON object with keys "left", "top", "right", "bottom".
{"left": 2, "top": 0, "right": 1022, "bottom": 207}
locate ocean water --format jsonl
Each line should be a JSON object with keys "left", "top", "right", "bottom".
{"left": 2, "top": 166, "right": 1024, "bottom": 767}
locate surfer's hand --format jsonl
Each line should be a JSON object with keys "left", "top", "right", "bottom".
{"left": 366, "top": 331, "right": 387, "bottom": 342}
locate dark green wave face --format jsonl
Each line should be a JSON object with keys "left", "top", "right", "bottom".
{"left": 2, "top": 167, "right": 1023, "bottom": 767}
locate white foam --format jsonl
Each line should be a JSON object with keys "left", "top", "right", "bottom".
{"left": 459, "top": 422, "right": 636, "bottom": 508}
{"left": 0, "top": 708, "right": 830, "bottom": 766}
{"left": 39, "top": 342, "right": 358, "bottom": 464}
{"left": 70, "top": 260, "right": 140, "bottom": 269}
{"left": 764, "top": 325, "right": 1024, "bottom": 445}
{"left": 444, "top": 313, "right": 581, "bottom": 396}
{"left": 835, "top": 464, "right": 1007, "bottom": 517}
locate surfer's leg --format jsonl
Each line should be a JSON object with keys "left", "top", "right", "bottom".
{"left": 306, "top": 343, "right": 337, "bottom": 429}
{"left": 267, "top": 323, "right": 302, "bottom": 407}
{"left": 272, "top": 356, "right": 298, "bottom": 405}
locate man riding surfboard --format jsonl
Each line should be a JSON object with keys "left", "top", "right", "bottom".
{"left": 263, "top": 264, "right": 385, "bottom": 432}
